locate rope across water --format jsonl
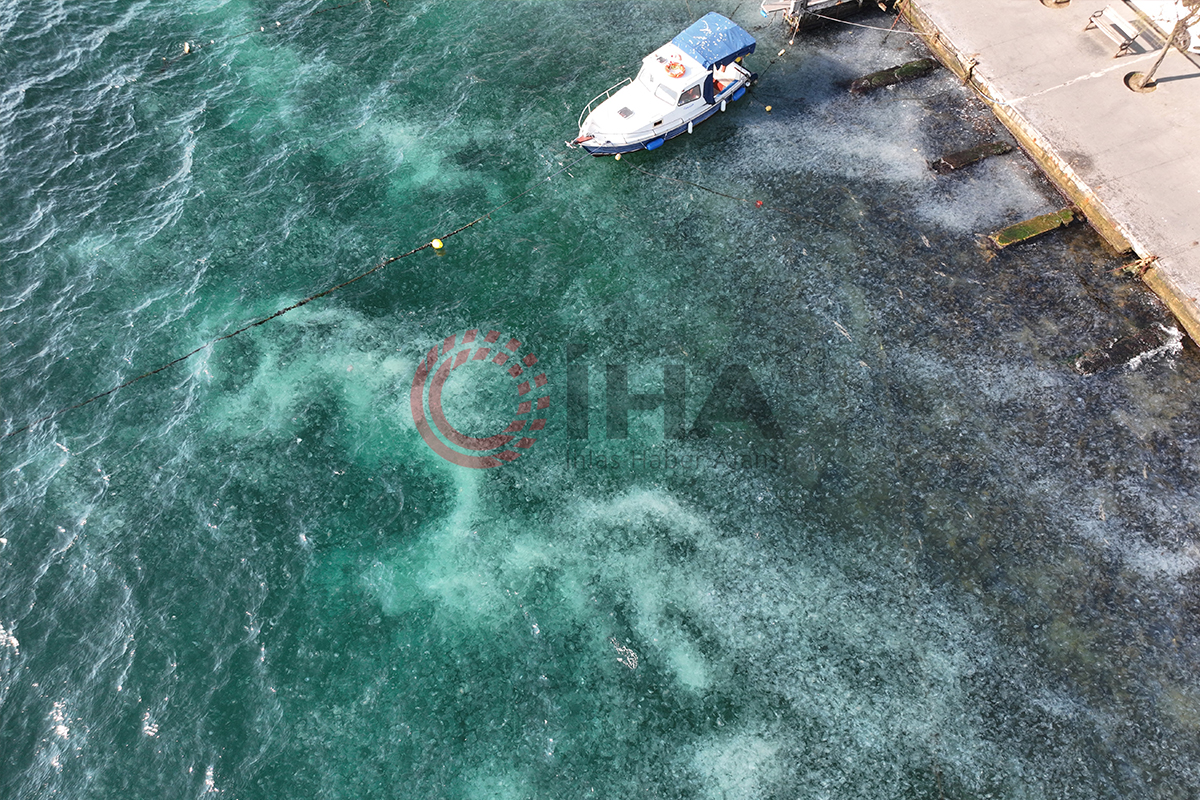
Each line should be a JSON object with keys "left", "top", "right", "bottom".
{"left": 624, "top": 161, "right": 841, "bottom": 231}
{"left": 4, "top": 153, "right": 590, "bottom": 439}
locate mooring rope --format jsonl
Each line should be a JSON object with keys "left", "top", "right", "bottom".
{"left": 4, "top": 153, "right": 591, "bottom": 439}
{"left": 626, "top": 162, "right": 840, "bottom": 232}
{"left": 804, "top": 9, "right": 932, "bottom": 37}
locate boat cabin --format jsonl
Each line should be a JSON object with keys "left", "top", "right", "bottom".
{"left": 573, "top": 12, "right": 757, "bottom": 155}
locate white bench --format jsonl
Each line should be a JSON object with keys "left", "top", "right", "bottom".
{"left": 1085, "top": 5, "right": 1145, "bottom": 57}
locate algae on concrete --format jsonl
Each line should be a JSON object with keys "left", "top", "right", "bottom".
{"left": 849, "top": 58, "right": 939, "bottom": 93}
{"left": 989, "top": 208, "right": 1075, "bottom": 249}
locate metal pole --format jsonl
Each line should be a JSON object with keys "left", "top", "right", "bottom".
{"left": 1128, "top": 5, "right": 1200, "bottom": 92}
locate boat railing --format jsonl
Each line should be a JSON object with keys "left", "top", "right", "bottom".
{"left": 577, "top": 77, "right": 632, "bottom": 130}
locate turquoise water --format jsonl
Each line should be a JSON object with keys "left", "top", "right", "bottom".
{"left": 3, "top": 2, "right": 1199, "bottom": 797}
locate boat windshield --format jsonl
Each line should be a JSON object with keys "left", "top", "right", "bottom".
{"left": 636, "top": 63, "right": 658, "bottom": 91}
{"left": 637, "top": 61, "right": 680, "bottom": 105}
{"left": 654, "top": 84, "right": 678, "bottom": 104}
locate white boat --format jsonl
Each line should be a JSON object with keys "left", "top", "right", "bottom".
{"left": 570, "top": 12, "right": 757, "bottom": 156}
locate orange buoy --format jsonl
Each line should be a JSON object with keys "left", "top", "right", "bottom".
{"left": 665, "top": 61, "right": 685, "bottom": 79}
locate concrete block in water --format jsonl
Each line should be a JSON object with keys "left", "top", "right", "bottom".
{"left": 988, "top": 208, "right": 1075, "bottom": 249}
{"left": 848, "top": 58, "right": 939, "bottom": 94}
{"left": 930, "top": 141, "right": 1013, "bottom": 174}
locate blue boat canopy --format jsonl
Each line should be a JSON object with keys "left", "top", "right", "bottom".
{"left": 671, "top": 12, "right": 756, "bottom": 70}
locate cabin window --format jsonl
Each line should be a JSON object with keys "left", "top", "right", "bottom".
{"left": 677, "top": 84, "right": 703, "bottom": 105}
{"left": 654, "top": 84, "right": 677, "bottom": 104}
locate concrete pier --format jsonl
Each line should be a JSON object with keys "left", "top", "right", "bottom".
{"left": 899, "top": 0, "right": 1200, "bottom": 347}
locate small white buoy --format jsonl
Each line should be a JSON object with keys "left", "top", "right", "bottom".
{"left": 614, "top": 153, "right": 621, "bottom": 160}
{"left": 183, "top": 42, "right": 190, "bottom": 54}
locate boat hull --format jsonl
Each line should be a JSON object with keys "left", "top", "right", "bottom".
{"left": 578, "top": 87, "right": 746, "bottom": 156}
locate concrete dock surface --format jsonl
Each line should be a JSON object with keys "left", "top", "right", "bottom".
{"left": 900, "top": 0, "right": 1200, "bottom": 346}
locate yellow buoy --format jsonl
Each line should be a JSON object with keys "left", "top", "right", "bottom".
{"left": 765, "top": 105, "right": 772, "bottom": 112}
{"left": 431, "top": 238, "right": 443, "bottom": 250}
{"left": 614, "top": 153, "right": 621, "bottom": 161}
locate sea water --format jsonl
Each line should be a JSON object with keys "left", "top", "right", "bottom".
{"left": 2, "top": 2, "right": 1199, "bottom": 798}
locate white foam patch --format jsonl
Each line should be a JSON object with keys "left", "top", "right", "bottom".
{"left": 751, "top": 95, "right": 934, "bottom": 184}
{"left": 367, "top": 486, "right": 729, "bottom": 692}
{"left": 356, "top": 111, "right": 517, "bottom": 211}
{"left": 1126, "top": 325, "right": 1184, "bottom": 372}
{"left": 461, "top": 766, "right": 532, "bottom": 800}
{"left": 1123, "top": 543, "right": 1200, "bottom": 579}
{"left": 0, "top": 622, "right": 17, "bottom": 654}
{"left": 362, "top": 479, "right": 1019, "bottom": 794}
{"left": 737, "top": 103, "right": 1054, "bottom": 236}
{"left": 204, "top": 306, "right": 418, "bottom": 437}
{"left": 915, "top": 159, "right": 1057, "bottom": 234}
{"left": 691, "top": 730, "right": 781, "bottom": 800}
{"left": 711, "top": 30, "right": 1059, "bottom": 239}
{"left": 365, "top": 468, "right": 491, "bottom": 623}
{"left": 874, "top": 340, "right": 1200, "bottom": 622}
{"left": 0, "top": 620, "right": 20, "bottom": 697}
